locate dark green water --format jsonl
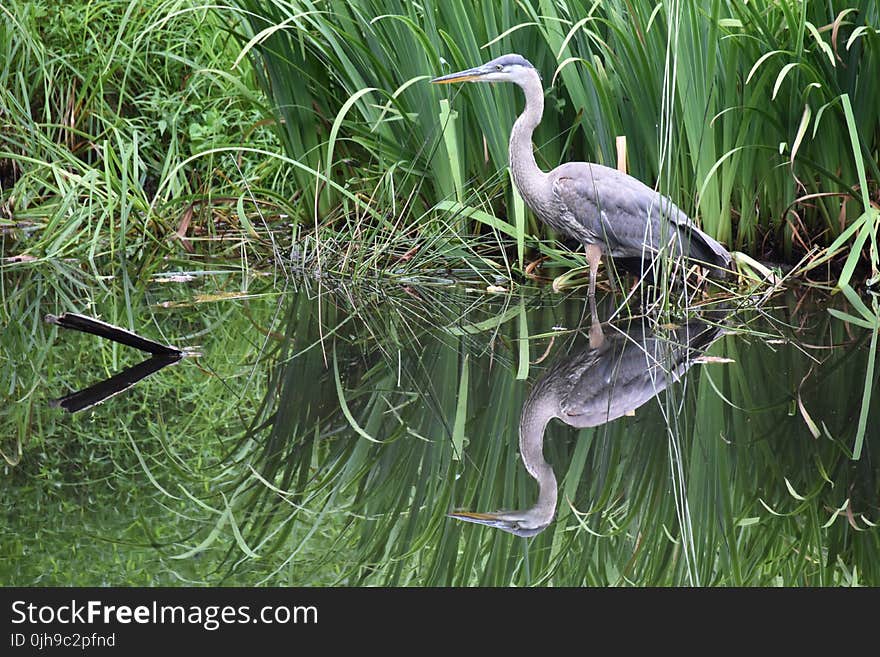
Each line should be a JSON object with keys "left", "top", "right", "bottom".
{"left": 2, "top": 268, "right": 878, "bottom": 585}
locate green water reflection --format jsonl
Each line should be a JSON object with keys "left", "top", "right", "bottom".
{"left": 2, "top": 269, "right": 878, "bottom": 585}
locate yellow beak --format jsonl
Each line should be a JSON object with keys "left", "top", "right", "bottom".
{"left": 430, "top": 67, "right": 485, "bottom": 85}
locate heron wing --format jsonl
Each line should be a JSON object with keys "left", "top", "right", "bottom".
{"left": 557, "top": 333, "right": 653, "bottom": 425}
{"left": 550, "top": 163, "right": 669, "bottom": 257}
{"left": 558, "top": 321, "right": 725, "bottom": 425}
{"left": 550, "top": 163, "right": 731, "bottom": 268}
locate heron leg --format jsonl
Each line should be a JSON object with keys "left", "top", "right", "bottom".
{"left": 588, "top": 316, "right": 605, "bottom": 349}
{"left": 585, "top": 243, "right": 603, "bottom": 326}
{"left": 585, "top": 244, "right": 603, "bottom": 296}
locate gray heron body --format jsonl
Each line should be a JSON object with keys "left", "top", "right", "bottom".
{"left": 448, "top": 318, "right": 724, "bottom": 536}
{"left": 432, "top": 54, "right": 732, "bottom": 322}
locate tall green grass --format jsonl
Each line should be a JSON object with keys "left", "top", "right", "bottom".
{"left": 0, "top": 0, "right": 282, "bottom": 270}
{"left": 4, "top": 1, "right": 876, "bottom": 279}
{"left": 234, "top": 0, "right": 880, "bottom": 275}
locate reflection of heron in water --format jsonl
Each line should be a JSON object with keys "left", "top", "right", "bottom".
{"left": 449, "top": 319, "right": 724, "bottom": 537}
{"left": 432, "top": 54, "right": 731, "bottom": 325}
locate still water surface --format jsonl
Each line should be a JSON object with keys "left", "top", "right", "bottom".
{"left": 3, "top": 272, "right": 878, "bottom": 585}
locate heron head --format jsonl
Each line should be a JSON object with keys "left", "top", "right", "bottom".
{"left": 447, "top": 509, "right": 549, "bottom": 538}
{"left": 431, "top": 53, "right": 537, "bottom": 86}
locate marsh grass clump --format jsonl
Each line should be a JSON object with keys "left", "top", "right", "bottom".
{"left": 234, "top": 0, "right": 880, "bottom": 282}
{"left": 4, "top": 1, "right": 877, "bottom": 284}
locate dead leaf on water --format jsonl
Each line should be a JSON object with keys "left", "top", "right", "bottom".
{"left": 797, "top": 367, "right": 821, "bottom": 438}
{"left": 694, "top": 355, "right": 736, "bottom": 364}
{"left": 4, "top": 254, "right": 38, "bottom": 263}
{"left": 153, "top": 274, "right": 197, "bottom": 283}
{"left": 158, "top": 292, "right": 265, "bottom": 308}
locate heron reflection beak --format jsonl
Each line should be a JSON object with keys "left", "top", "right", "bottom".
{"left": 448, "top": 510, "right": 534, "bottom": 537}
{"left": 448, "top": 510, "right": 510, "bottom": 528}
{"left": 430, "top": 66, "right": 486, "bottom": 84}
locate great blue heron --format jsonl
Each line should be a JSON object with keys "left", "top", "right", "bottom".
{"left": 448, "top": 318, "right": 724, "bottom": 536}
{"left": 431, "top": 54, "right": 732, "bottom": 323}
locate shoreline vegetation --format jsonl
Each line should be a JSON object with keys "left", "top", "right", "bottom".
{"left": 2, "top": 1, "right": 878, "bottom": 586}
{"left": 1, "top": 1, "right": 878, "bottom": 285}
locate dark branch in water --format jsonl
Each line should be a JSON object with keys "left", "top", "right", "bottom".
{"left": 49, "top": 353, "right": 183, "bottom": 413}
{"left": 45, "top": 312, "right": 183, "bottom": 356}
{"left": 45, "top": 312, "right": 193, "bottom": 413}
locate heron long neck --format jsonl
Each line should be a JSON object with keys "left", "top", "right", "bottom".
{"left": 509, "top": 72, "right": 550, "bottom": 212}
{"left": 518, "top": 389, "right": 558, "bottom": 523}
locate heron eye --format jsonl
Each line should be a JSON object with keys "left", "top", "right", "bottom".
{"left": 496, "top": 64, "right": 503, "bottom": 71}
